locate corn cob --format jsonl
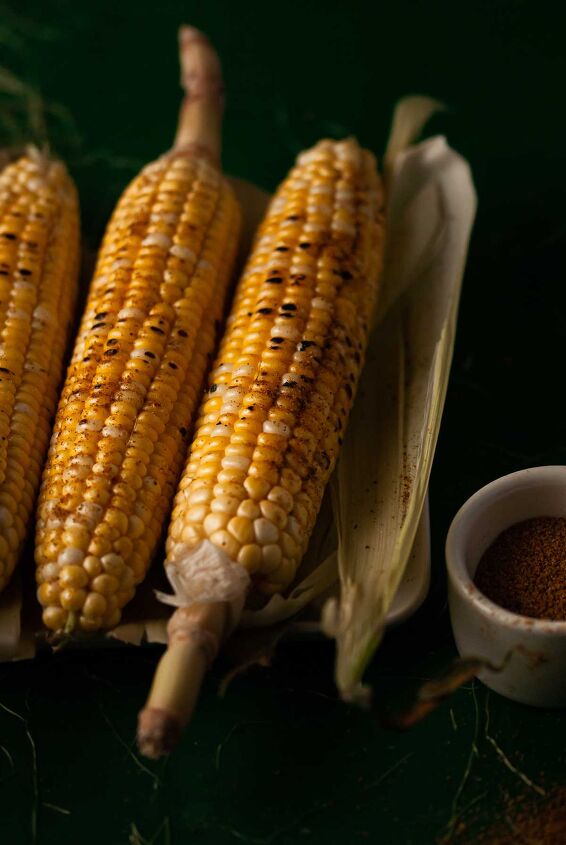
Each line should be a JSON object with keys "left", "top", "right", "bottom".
{"left": 34, "top": 27, "right": 241, "bottom": 634}
{"left": 138, "top": 137, "right": 385, "bottom": 757}
{"left": 0, "top": 152, "right": 79, "bottom": 593}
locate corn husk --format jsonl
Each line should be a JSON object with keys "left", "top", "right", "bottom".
{"left": 325, "top": 127, "right": 476, "bottom": 699}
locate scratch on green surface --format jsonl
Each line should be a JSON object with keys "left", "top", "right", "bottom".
{"left": 363, "top": 752, "right": 413, "bottom": 791}
{"left": 0, "top": 700, "right": 38, "bottom": 843}
{"left": 42, "top": 802, "right": 71, "bottom": 816}
{"left": 0, "top": 741, "right": 14, "bottom": 781}
{"left": 449, "top": 708, "right": 458, "bottom": 731}
{"left": 443, "top": 683, "right": 481, "bottom": 841}
{"left": 483, "top": 692, "right": 546, "bottom": 797}
{"left": 98, "top": 703, "right": 160, "bottom": 788}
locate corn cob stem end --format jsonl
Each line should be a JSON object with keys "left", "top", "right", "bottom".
{"left": 137, "top": 708, "right": 183, "bottom": 760}
{"left": 137, "top": 602, "right": 230, "bottom": 758}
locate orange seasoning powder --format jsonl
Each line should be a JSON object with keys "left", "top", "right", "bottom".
{"left": 474, "top": 517, "right": 566, "bottom": 621}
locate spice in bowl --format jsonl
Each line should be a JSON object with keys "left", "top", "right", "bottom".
{"left": 474, "top": 516, "right": 566, "bottom": 621}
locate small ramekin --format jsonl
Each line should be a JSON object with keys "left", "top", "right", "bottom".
{"left": 445, "top": 466, "right": 566, "bottom": 707}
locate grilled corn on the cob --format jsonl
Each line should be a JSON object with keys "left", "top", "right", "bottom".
{"left": 138, "top": 137, "right": 384, "bottom": 758}
{"left": 166, "top": 137, "right": 384, "bottom": 593}
{"left": 0, "top": 152, "right": 79, "bottom": 593}
{"left": 35, "top": 27, "right": 241, "bottom": 633}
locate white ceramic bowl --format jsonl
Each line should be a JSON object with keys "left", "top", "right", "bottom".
{"left": 446, "top": 466, "right": 566, "bottom": 707}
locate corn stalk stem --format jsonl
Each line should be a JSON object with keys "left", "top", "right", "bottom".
{"left": 172, "top": 25, "right": 224, "bottom": 165}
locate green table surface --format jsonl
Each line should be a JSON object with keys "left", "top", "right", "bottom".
{"left": 1, "top": 2, "right": 565, "bottom": 843}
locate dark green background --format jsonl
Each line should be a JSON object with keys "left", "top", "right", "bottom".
{"left": 1, "top": 1, "right": 565, "bottom": 843}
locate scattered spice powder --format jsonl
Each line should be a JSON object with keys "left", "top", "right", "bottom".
{"left": 463, "top": 786, "right": 566, "bottom": 845}
{"left": 474, "top": 517, "right": 566, "bottom": 621}
{"left": 446, "top": 786, "right": 566, "bottom": 844}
